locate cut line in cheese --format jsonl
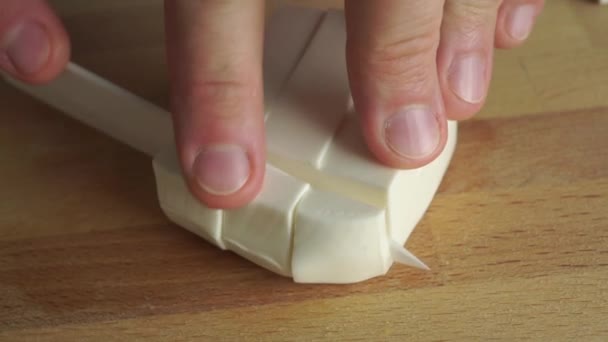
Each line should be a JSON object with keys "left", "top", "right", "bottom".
{"left": 265, "top": 11, "right": 349, "bottom": 169}
{"left": 222, "top": 166, "right": 309, "bottom": 276}
{"left": 263, "top": 6, "right": 324, "bottom": 111}
{"left": 292, "top": 189, "right": 390, "bottom": 284}
{"left": 153, "top": 147, "right": 225, "bottom": 249}
{"left": 3, "top": 7, "right": 457, "bottom": 284}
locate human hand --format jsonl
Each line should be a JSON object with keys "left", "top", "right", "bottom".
{"left": 0, "top": 0, "right": 69, "bottom": 83}
{"left": 1, "top": 0, "right": 543, "bottom": 209}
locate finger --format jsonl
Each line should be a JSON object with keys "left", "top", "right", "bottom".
{"left": 0, "top": 0, "right": 70, "bottom": 83}
{"left": 164, "top": 0, "right": 266, "bottom": 209}
{"left": 345, "top": 0, "right": 448, "bottom": 169}
{"left": 495, "top": 0, "right": 544, "bottom": 49}
{"left": 437, "top": 0, "right": 501, "bottom": 120}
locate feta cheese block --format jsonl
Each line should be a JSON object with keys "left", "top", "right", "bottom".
{"left": 292, "top": 189, "right": 391, "bottom": 283}
{"left": 5, "top": 7, "right": 458, "bottom": 284}
{"left": 153, "top": 11, "right": 458, "bottom": 283}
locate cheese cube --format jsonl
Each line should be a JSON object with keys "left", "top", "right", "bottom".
{"left": 292, "top": 189, "right": 390, "bottom": 284}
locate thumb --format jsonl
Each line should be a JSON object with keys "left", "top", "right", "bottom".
{"left": 0, "top": 0, "right": 70, "bottom": 84}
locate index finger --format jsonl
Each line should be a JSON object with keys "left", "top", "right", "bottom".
{"left": 164, "top": 0, "right": 266, "bottom": 209}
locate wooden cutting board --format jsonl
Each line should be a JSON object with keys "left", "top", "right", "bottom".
{"left": 1, "top": 0, "right": 607, "bottom": 340}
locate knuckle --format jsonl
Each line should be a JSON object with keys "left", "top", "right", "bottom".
{"left": 353, "top": 30, "right": 439, "bottom": 91}
{"left": 448, "top": 1, "right": 500, "bottom": 24}
{"left": 0, "top": 4, "right": 30, "bottom": 34}
{"left": 179, "top": 77, "right": 257, "bottom": 119}
{"left": 444, "top": 0, "right": 501, "bottom": 43}
{"left": 453, "top": 0, "right": 501, "bottom": 16}
{"left": 452, "top": 19, "right": 487, "bottom": 45}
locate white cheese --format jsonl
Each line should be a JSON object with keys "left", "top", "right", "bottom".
{"left": 222, "top": 167, "right": 309, "bottom": 276}
{"left": 292, "top": 189, "right": 390, "bottom": 284}
{"left": 152, "top": 10, "right": 457, "bottom": 283}
{"left": 5, "top": 7, "right": 457, "bottom": 284}
{"left": 263, "top": 6, "right": 323, "bottom": 108}
{"left": 153, "top": 147, "right": 225, "bottom": 248}
{"left": 265, "top": 11, "right": 349, "bottom": 168}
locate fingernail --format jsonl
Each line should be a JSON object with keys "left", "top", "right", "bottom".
{"left": 385, "top": 106, "right": 440, "bottom": 159}
{"left": 2, "top": 21, "right": 50, "bottom": 75}
{"left": 448, "top": 53, "right": 486, "bottom": 104}
{"left": 193, "top": 144, "right": 250, "bottom": 196}
{"left": 506, "top": 4, "right": 536, "bottom": 41}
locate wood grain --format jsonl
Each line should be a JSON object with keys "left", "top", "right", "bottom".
{"left": 1, "top": 0, "right": 607, "bottom": 340}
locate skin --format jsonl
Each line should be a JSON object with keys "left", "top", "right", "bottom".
{"left": 1, "top": 0, "right": 544, "bottom": 209}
